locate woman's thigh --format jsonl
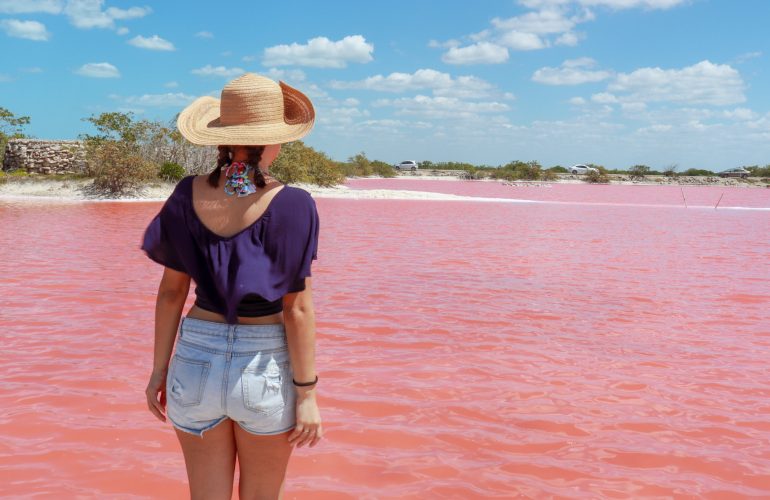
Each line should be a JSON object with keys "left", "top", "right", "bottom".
{"left": 175, "top": 418, "right": 237, "bottom": 500}
{"left": 234, "top": 425, "right": 294, "bottom": 499}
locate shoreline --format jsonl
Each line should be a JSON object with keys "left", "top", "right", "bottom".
{"left": 0, "top": 174, "right": 767, "bottom": 203}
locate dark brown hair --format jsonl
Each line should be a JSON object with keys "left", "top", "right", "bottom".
{"left": 207, "top": 145, "right": 266, "bottom": 188}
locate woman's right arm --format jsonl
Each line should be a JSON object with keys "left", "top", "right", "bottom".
{"left": 283, "top": 277, "right": 323, "bottom": 448}
{"left": 146, "top": 267, "right": 191, "bottom": 422}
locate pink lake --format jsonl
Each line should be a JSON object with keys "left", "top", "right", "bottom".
{"left": 0, "top": 179, "right": 769, "bottom": 498}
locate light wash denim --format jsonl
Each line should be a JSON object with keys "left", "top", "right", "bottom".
{"left": 166, "top": 316, "right": 296, "bottom": 437}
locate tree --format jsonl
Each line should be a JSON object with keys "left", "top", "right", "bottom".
{"left": 271, "top": 141, "right": 345, "bottom": 186}
{"left": 0, "top": 107, "right": 31, "bottom": 166}
{"left": 348, "top": 152, "right": 373, "bottom": 176}
{"left": 81, "top": 111, "right": 148, "bottom": 144}
{"left": 628, "top": 164, "right": 651, "bottom": 179}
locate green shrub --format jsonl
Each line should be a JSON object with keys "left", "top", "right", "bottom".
{"left": 541, "top": 169, "right": 558, "bottom": 181}
{"left": 271, "top": 141, "right": 345, "bottom": 186}
{"left": 159, "top": 161, "right": 186, "bottom": 181}
{"left": 681, "top": 168, "right": 714, "bottom": 176}
{"left": 371, "top": 160, "right": 396, "bottom": 178}
{"left": 347, "top": 152, "right": 373, "bottom": 176}
{"left": 549, "top": 165, "right": 568, "bottom": 173}
{"left": 662, "top": 164, "right": 678, "bottom": 177}
{"left": 584, "top": 168, "right": 610, "bottom": 183}
{"left": 87, "top": 140, "right": 156, "bottom": 195}
{"left": 745, "top": 164, "right": 770, "bottom": 177}
{"left": 628, "top": 164, "right": 650, "bottom": 179}
{"left": 336, "top": 160, "right": 358, "bottom": 177}
{"left": 492, "top": 160, "right": 543, "bottom": 181}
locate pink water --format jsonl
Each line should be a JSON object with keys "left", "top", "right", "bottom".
{"left": 1, "top": 180, "right": 769, "bottom": 498}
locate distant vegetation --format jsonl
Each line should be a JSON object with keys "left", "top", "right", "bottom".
{"left": 0, "top": 106, "right": 30, "bottom": 166}
{"left": 2, "top": 108, "right": 769, "bottom": 194}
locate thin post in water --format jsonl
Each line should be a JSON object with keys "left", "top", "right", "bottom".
{"left": 680, "top": 186, "right": 687, "bottom": 208}
{"left": 714, "top": 192, "right": 724, "bottom": 210}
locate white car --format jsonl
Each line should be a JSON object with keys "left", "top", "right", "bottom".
{"left": 569, "top": 164, "right": 598, "bottom": 175}
{"left": 394, "top": 160, "right": 418, "bottom": 171}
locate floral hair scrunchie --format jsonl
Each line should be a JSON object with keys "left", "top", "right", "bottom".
{"left": 223, "top": 161, "right": 257, "bottom": 197}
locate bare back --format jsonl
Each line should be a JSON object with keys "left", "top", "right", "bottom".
{"left": 191, "top": 174, "right": 286, "bottom": 239}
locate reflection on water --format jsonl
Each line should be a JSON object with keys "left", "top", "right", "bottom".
{"left": 1, "top": 181, "right": 769, "bottom": 498}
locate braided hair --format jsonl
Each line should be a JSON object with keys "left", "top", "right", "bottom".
{"left": 207, "top": 145, "right": 267, "bottom": 188}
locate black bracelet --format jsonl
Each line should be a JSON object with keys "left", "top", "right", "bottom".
{"left": 292, "top": 375, "right": 318, "bottom": 387}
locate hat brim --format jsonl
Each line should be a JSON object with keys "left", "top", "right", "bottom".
{"left": 177, "top": 82, "right": 315, "bottom": 146}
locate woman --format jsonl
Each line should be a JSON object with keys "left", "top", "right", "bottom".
{"left": 140, "top": 73, "right": 322, "bottom": 499}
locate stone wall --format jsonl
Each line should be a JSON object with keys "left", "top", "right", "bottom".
{"left": 2, "top": 139, "right": 88, "bottom": 174}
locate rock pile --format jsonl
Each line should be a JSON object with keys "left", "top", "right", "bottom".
{"left": 2, "top": 139, "right": 87, "bottom": 174}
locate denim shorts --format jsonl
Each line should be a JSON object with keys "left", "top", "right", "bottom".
{"left": 166, "top": 316, "right": 296, "bottom": 437}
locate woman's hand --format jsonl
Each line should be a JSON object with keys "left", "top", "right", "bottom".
{"left": 145, "top": 369, "right": 168, "bottom": 422}
{"left": 288, "top": 387, "right": 322, "bottom": 448}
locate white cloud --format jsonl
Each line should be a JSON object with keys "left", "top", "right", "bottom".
{"left": 722, "top": 108, "right": 757, "bottom": 121}
{"left": 435, "top": 0, "right": 689, "bottom": 63}
{"left": 164, "top": 81, "right": 178, "bottom": 88}
{"left": 0, "top": 19, "right": 50, "bottom": 41}
{"left": 373, "top": 95, "right": 510, "bottom": 119}
{"left": 569, "top": 96, "right": 587, "bottom": 105}
{"left": 608, "top": 60, "right": 745, "bottom": 106}
{"left": 263, "top": 35, "right": 374, "bottom": 68}
{"left": 64, "top": 0, "right": 150, "bottom": 30}
{"left": 21, "top": 66, "right": 44, "bottom": 73}
{"left": 442, "top": 42, "right": 509, "bottom": 65}
{"left": 0, "top": 0, "right": 62, "bottom": 14}
{"left": 105, "top": 5, "right": 148, "bottom": 20}
{"left": 116, "top": 26, "right": 129, "bottom": 35}
{"left": 128, "top": 34, "right": 175, "bottom": 51}
{"left": 318, "top": 106, "right": 370, "bottom": 126}
{"left": 263, "top": 68, "right": 307, "bottom": 83}
{"left": 637, "top": 124, "right": 673, "bottom": 134}
{"left": 532, "top": 57, "right": 612, "bottom": 85}
{"left": 591, "top": 92, "right": 618, "bottom": 104}
{"left": 330, "top": 68, "right": 501, "bottom": 100}
{"left": 555, "top": 31, "right": 581, "bottom": 46}
{"left": 76, "top": 62, "right": 119, "bottom": 78}
{"left": 492, "top": 8, "right": 577, "bottom": 34}
{"left": 121, "top": 92, "right": 197, "bottom": 107}
{"left": 519, "top": 0, "right": 688, "bottom": 9}
{"left": 620, "top": 101, "right": 647, "bottom": 113}
{"left": 191, "top": 65, "right": 245, "bottom": 78}
{"left": 733, "top": 51, "right": 761, "bottom": 64}
{"left": 497, "top": 31, "right": 545, "bottom": 50}
{"left": 428, "top": 39, "right": 460, "bottom": 49}
{"left": 195, "top": 31, "right": 213, "bottom": 39}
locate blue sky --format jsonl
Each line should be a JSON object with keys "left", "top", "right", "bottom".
{"left": 2, "top": 0, "right": 769, "bottom": 170}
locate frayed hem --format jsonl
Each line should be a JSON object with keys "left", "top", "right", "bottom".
{"left": 170, "top": 416, "right": 228, "bottom": 438}
{"left": 236, "top": 421, "right": 296, "bottom": 436}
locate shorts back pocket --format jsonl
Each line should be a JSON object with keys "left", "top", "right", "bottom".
{"left": 242, "top": 356, "right": 290, "bottom": 416}
{"left": 168, "top": 355, "right": 210, "bottom": 407}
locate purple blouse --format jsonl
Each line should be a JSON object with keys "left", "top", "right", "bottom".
{"left": 140, "top": 175, "right": 319, "bottom": 324}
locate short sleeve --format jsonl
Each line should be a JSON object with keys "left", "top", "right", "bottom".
{"left": 140, "top": 191, "right": 187, "bottom": 273}
{"left": 287, "top": 193, "right": 320, "bottom": 292}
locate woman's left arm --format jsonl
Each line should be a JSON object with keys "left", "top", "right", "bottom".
{"left": 146, "top": 267, "right": 191, "bottom": 422}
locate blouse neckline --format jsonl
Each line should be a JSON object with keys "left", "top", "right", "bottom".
{"left": 186, "top": 175, "right": 289, "bottom": 241}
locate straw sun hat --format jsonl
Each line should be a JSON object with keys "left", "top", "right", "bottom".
{"left": 177, "top": 73, "right": 315, "bottom": 146}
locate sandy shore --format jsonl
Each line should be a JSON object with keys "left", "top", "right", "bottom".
{"left": 0, "top": 177, "right": 477, "bottom": 202}
{"left": 0, "top": 173, "right": 767, "bottom": 202}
